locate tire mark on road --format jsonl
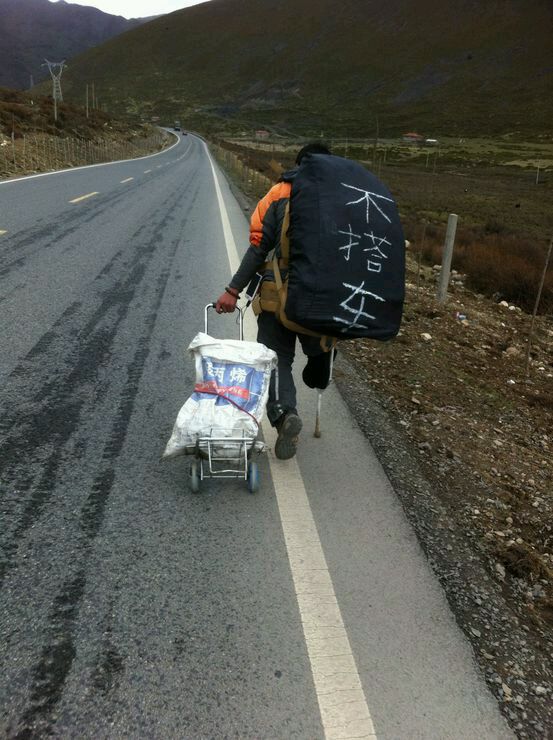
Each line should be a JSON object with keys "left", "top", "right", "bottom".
{"left": 10, "top": 212, "right": 188, "bottom": 740}
{"left": 10, "top": 571, "right": 86, "bottom": 740}
{"left": 0, "top": 201, "right": 114, "bottom": 279}
{"left": 92, "top": 600, "right": 125, "bottom": 697}
{"left": 0, "top": 157, "right": 191, "bottom": 279}
{"left": 0, "top": 178, "right": 200, "bottom": 589}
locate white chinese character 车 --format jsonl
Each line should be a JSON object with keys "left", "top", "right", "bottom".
{"left": 333, "top": 281, "right": 385, "bottom": 332}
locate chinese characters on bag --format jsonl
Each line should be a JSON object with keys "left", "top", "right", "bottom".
{"left": 334, "top": 183, "right": 394, "bottom": 332}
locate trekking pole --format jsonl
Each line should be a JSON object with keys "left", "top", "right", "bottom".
{"left": 314, "top": 391, "right": 323, "bottom": 438}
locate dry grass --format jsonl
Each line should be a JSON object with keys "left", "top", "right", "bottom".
{"left": 415, "top": 232, "right": 553, "bottom": 313}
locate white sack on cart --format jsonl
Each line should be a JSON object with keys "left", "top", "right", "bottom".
{"left": 162, "top": 332, "right": 277, "bottom": 459}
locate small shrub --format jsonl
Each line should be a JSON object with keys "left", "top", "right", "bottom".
{"left": 484, "top": 219, "right": 508, "bottom": 235}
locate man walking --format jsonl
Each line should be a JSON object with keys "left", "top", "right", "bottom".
{"left": 215, "top": 142, "right": 333, "bottom": 460}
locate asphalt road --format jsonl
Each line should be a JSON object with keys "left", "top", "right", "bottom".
{"left": 0, "top": 134, "right": 513, "bottom": 738}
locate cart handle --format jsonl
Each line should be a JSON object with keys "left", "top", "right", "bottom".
{"left": 204, "top": 303, "right": 244, "bottom": 340}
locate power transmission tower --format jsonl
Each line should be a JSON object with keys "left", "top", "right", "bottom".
{"left": 42, "top": 59, "right": 66, "bottom": 122}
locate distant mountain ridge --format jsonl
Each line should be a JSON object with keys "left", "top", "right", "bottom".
{"left": 55, "top": 0, "right": 553, "bottom": 136}
{"left": 0, "top": 0, "right": 154, "bottom": 90}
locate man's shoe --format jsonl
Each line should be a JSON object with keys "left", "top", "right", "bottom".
{"left": 275, "top": 412, "right": 302, "bottom": 460}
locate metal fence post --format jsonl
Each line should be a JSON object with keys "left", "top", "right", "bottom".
{"left": 436, "top": 213, "right": 459, "bottom": 303}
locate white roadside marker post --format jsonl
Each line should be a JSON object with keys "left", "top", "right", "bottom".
{"left": 437, "top": 213, "right": 459, "bottom": 303}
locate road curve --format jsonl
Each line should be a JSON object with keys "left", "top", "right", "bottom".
{"left": 0, "top": 134, "right": 512, "bottom": 738}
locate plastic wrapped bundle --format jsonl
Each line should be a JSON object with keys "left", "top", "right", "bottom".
{"left": 163, "top": 332, "right": 277, "bottom": 459}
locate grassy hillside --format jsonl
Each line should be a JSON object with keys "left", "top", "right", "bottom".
{"left": 56, "top": 0, "right": 552, "bottom": 138}
{"left": 0, "top": 86, "right": 142, "bottom": 139}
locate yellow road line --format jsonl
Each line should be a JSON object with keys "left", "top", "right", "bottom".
{"left": 69, "top": 192, "right": 98, "bottom": 204}
{"left": 120, "top": 177, "right": 134, "bottom": 183}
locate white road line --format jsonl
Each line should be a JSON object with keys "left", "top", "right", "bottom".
{"left": 0, "top": 230, "right": 7, "bottom": 236}
{"left": 69, "top": 192, "right": 99, "bottom": 204}
{"left": 206, "top": 144, "right": 377, "bottom": 740}
{"left": 120, "top": 177, "right": 134, "bottom": 183}
{"left": 144, "top": 169, "right": 152, "bottom": 174}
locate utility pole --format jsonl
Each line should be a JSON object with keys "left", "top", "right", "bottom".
{"left": 86, "top": 84, "right": 89, "bottom": 118}
{"left": 42, "top": 59, "right": 66, "bottom": 122}
{"left": 29, "top": 74, "right": 34, "bottom": 90}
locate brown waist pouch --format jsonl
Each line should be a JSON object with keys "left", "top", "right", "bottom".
{"left": 258, "top": 278, "right": 280, "bottom": 313}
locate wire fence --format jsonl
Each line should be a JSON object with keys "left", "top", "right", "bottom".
{"left": 210, "top": 142, "right": 274, "bottom": 201}
{"left": 216, "top": 136, "right": 551, "bottom": 236}
{"left": 0, "top": 129, "right": 171, "bottom": 180}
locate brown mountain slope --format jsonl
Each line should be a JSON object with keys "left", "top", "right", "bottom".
{"left": 59, "top": 0, "right": 552, "bottom": 137}
{"left": 0, "top": 0, "right": 151, "bottom": 90}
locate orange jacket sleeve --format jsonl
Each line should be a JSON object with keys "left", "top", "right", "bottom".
{"left": 250, "top": 182, "right": 291, "bottom": 247}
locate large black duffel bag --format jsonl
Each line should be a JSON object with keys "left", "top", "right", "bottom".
{"left": 273, "top": 153, "right": 405, "bottom": 342}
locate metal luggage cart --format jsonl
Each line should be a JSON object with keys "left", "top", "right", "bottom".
{"left": 189, "top": 304, "right": 266, "bottom": 494}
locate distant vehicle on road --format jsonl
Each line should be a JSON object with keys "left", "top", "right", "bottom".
{"left": 174, "top": 120, "right": 181, "bottom": 131}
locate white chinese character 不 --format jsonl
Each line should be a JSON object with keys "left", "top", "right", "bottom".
{"left": 341, "top": 183, "right": 393, "bottom": 224}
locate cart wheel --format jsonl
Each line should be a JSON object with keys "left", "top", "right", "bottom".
{"left": 247, "top": 462, "right": 259, "bottom": 494}
{"left": 190, "top": 461, "right": 200, "bottom": 494}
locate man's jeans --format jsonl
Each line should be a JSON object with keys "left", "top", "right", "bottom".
{"left": 257, "top": 311, "right": 324, "bottom": 426}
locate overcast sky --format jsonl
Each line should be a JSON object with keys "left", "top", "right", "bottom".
{"left": 51, "top": 0, "right": 209, "bottom": 19}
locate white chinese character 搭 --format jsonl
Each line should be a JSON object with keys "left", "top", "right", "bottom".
{"left": 366, "top": 261, "right": 382, "bottom": 273}
{"left": 338, "top": 224, "right": 361, "bottom": 261}
{"left": 362, "top": 231, "right": 391, "bottom": 272}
